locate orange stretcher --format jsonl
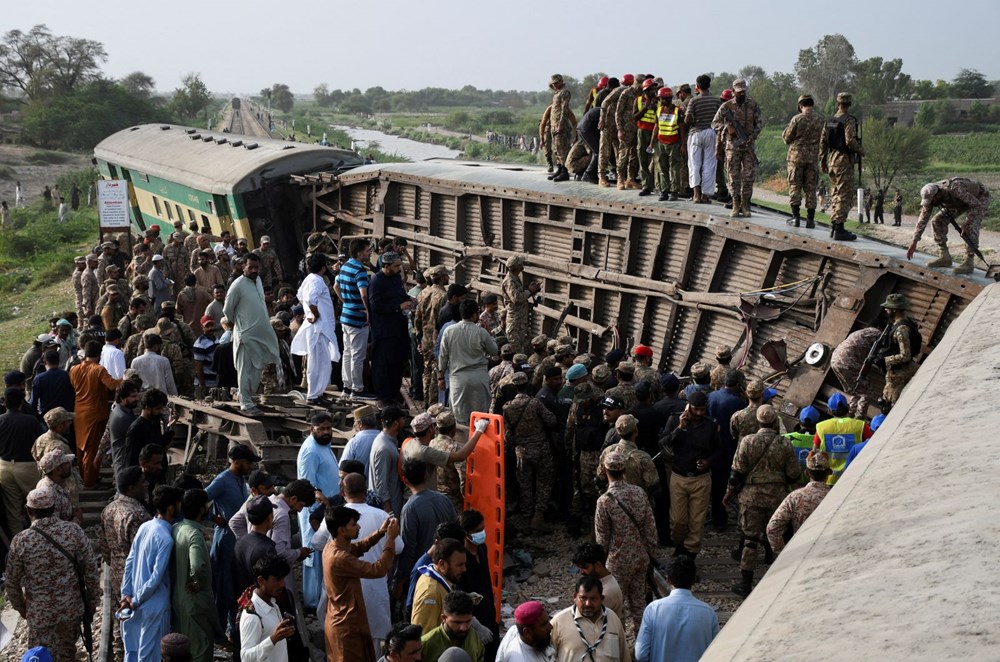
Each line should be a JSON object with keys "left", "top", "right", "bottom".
{"left": 464, "top": 412, "right": 505, "bottom": 623}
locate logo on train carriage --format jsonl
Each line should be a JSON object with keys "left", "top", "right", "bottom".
{"left": 824, "top": 434, "right": 856, "bottom": 454}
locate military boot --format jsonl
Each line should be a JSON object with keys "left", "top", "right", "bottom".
{"left": 732, "top": 570, "right": 754, "bottom": 597}
{"left": 598, "top": 175, "right": 610, "bottom": 187}
{"left": 832, "top": 222, "right": 857, "bottom": 241}
{"left": 730, "top": 536, "right": 746, "bottom": 561}
{"left": 806, "top": 208, "right": 816, "bottom": 229}
{"left": 927, "top": 246, "right": 952, "bottom": 268}
{"left": 741, "top": 194, "right": 752, "bottom": 218}
{"left": 953, "top": 253, "right": 975, "bottom": 274}
{"left": 546, "top": 156, "right": 554, "bottom": 174}
{"left": 625, "top": 178, "right": 642, "bottom": 190}
{"left": 552, "top": 165, "right": 569, "bottom": 182}
{"left": 730, "top": 203, "right": 740, "bottom": 218}
{"left": 788, "top": 204, "right": 801, "bottom": 227}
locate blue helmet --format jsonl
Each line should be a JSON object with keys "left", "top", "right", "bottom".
{"left": 799, "top": 405, "right": 821, "bottom": 424}
{"left": 870, "top": 414, "right": 886, "bottom": 431}
{"left": 763, "top": 387, "right": 778, "bottom": 403}
{"left": 827, "top": 392, "right": 848, "bottom": 413}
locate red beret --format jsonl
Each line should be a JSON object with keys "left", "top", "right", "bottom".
{"left": 200, "top": 315, "right": 216, "bottom": 327}
{"left": 634, "top": 344, "right": 653, "bottom": 358}
{"left": 514, "top": 600, "right": 547, "bottom": 626}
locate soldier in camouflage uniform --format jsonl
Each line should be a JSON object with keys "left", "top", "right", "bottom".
{"left": 33, "top": 408, "right": 82, "bottom": 510}
{"left": 631, "top": 344, "right": 661, "bottom": 401}
{"left": 502, "top": 373, "right": 556, "bottom": 529}
{"left": 730, "top": 380, "right": 776, "bottom": 442}
{"left": 149, "top": 316, "right": 191, "bottom": 396}
{"left": 532, "top": 343, "right": 570, "bottom": 388}
{"left": 100, "top": 466, "right": 151, "bottom": 661}
{"left": 527, "top": 334, "right": 548, "bottom": 369}
{"left": 565, "top": 372, "right": 607, "bottom": 508}
{"left": 163, "top": 231, "right": 191, "bottom": 293}
{"left": 144, "top": 226, "right": 165, "bottom": 255}
{"left": 709, "top": 345, "right": 733, "bottom": 392}
{"left": 35, "top": 449, "right": 75, "bottom": 522}
{"left": 830, "top": 326, "right": 884, "bottom": 418}
{"left": 879, "top": 294, "right": 919, "bottom": 408}
{"left": 604, "top": 361, "right": 638, "bottom": 411}
{"left": 72, "top": 255, "right": 86, "bottom": 323}
{"left": 766, "top": 449, "right": 832, "bottom": 555}
{"left": 907, "top": 177, "right": 992, "bottom": 274}
{"left": 598, "top": 415, "right": 658, "bottom": 501}
{"left": 820, "top": 92, "right": 864, "bottom": 241}
{"left": 501, "top": 255, "right": 538, "bottom": 355}
{"left": 712, "top": 79, "right": 763, "bottom": 219}
{"left": 430, "top": 409, "right": 466, "bottom": 513}
{"left": 414, "top": 265, "right": 449, "bottom": 404}
{"left": 489, "top": 344, "right": 516, "bottom": 404}
{"left": 723, "top": 405, "right": 800, "bottom": 597}
{"left": 782, "top": 94, "right": 825, "bottom": 228}
{"left": 615, "top": 75, "right": 642, "bottom": 190}
{"left": 81, "top": 254, "right": 100, "bottom": 322}
{"left": 125, "top": 314, "right": 157, "bottom": 364}
{"left": 6, "top": 488, "right": 100, "bottom": 661}
{"left": 255, "top": 235, "right": 284, "bottom": 289}
{"left": 598, "top": 77, "right": 627, "bottom": 188}
{"left": 548, "top": 74, "right": 573, "bottom": 183}
{"left": 118, "top": 298, "right": 148, "bottom": 344}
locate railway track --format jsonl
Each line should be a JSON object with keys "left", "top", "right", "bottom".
{"left": 228, "top": 99, "right": 272, "bottom": 138}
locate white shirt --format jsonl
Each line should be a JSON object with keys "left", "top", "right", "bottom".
{"left": 99, "top": 344, "right": 126, "bottom": 379}
{"left": 497, "top": 626, "right": 556, "bottom": 661}
{"left": 290, "top": 272, "right": 339, "bottom": 360}
{"left": 239, "top": 591, "right": 287, "bottom": 662}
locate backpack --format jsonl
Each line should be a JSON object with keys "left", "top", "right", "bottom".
{"left": 825, "top": 115, "right": 852, "bottom": 153}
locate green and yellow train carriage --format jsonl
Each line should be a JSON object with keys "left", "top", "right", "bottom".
{"left": 94, "top": 123, "right": 362, "bottom": 272}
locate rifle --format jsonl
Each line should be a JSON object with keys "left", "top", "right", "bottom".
{"left": 721, "top": 107, "right": 759, "bottom": 165}
{"left": 853, "top": 323, "right": 892, "bottom": 394}
{"left": 857, "top": 116, "right": 863, "bottom": 188}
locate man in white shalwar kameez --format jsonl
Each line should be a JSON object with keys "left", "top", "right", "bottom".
{"left": 291, "top": 253, "right": 340, "bottom": 404}
{"left": 310, "top": 473, "right": 403, "bottom": 656}
{"left": 223, "top": 253, "right": 279, "bottom": 415}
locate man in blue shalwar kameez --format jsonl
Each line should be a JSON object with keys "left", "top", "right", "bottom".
{"left": 297, "top": 412, "right": 341, "bottom": 610}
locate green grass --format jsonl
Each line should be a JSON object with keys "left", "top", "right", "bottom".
{"left": 24, "top": 150, "right": 72, "bottom": 164}
{"left": 0, "top": 165, "right": 15, "bottom": 180}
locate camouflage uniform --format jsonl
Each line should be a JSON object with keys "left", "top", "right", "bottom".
{"left": 598, "top": 440, "right": 658, "bottom": 497}
{"left": 81, "top": 265, "right": 99, "bottom": 318}
{"left": 830, "top": 327, "right": 883, "bottom": 418}
{"left": 488, "top": 360, "right": 515, "bottom": 402}
{"left": 598, "top": 86, "right": 626, "bottom": 184}
{"left": 32, "top": 431, "right": 81, "bottom": 508}
{"left": 256, "top": 246, "right": 284, "bottom": 288}
{"left": 502, "top": 272, "right": 531, "bottom": 355}
{"left": 820, "top": 106, "right": 863, "bottom": 225}
{"left": 730, "top": 402, "right": 772, "bottom": 441}
{"left": 633, "top": 363, "right": 661, "bottom": 400}
{"left": 550, "top": 85, "right": 573, "bottom": 167}
{"left": 503, "top": 393, "right": 556, "bottom": 517}
{"left": 72, "top": 265, "right": 85, "bottom": 322}
{"left": 163, "top": 241, "right": 191, "bottom": 290}
{"left": 35, "top": 475, "right": 74, "bottom": 522}
{"left": 731, "top": 428, "right": 800, "bottom": 573}
{"left": 100, "top": 493, "right": 151, "bottom": 661}
{"left": 594, "top": 480, "right": 657, "bottom": 633}
{"left": 604, "top": 382, "right": 637, "bottom": 411}
{"left": 615, "top": 84, "right": 641, "bottom": 185}
{"left": 6, "top": 516, "right": 100, "bottom": 661}
{"left": 565, "top": 381, "right": 607, "bottom": 501}
{"left": 539, "top": 105, "right": 554, "bottom": 169}
{"left": 913, "top": 177, "right": 991, "bottom": 267}
{"left": 414, "top": 281, "right": 447, "bottom": 404}
{"left": 882, "top": 319, "right": 919, "bottom": 406}
{"left": 713, "top": 96, "right": 763, "bottom": 206}
{"left": 531, "top": 355, "right": 558, "bottom": 388}
{"left": 430, "top": 433, "right": 465, "bottom": 513}
{"left": 782, "top": 105, "right": 825, "bottom": 209}
{"left": 765, "top": 480, "right": 832, "bottom": 554}
{"left": 151, "top": 319, "right": 191, "bottom": 395}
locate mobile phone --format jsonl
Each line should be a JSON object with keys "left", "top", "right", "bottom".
{"left": 115, "top": 608, "right": 134, "bottom": 621}
{"left": 282, "top": 613, "right": 297, "bottom": 629}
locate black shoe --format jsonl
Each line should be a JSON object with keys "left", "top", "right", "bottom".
{"left": 832, "top": 223, "right": 857, "bottom": 241}
{"left": 574, "top": 173, "right": 583, "bottom": 181}
{"left": 581, "top": 173, "right": 599, "bottom": 184}
{"left": 552, "top": 167, "right": 570, "bottom": 182}
{"left": 806, "top": 208, "right": 816, "bottom": 229}
{"left": 658, "top": 192, "right": 669, "bottom": 202}
{"left": 669, "top": 193, "right": 679, "bottom": 201}
{"left": 732, "top": 579, "right": 753, "bottom": 597}
{"left": 638, "top": 189, "right": 652, "bottom": 197}
{"left": 353, "top": 391, "right": 377, "bottom": 400}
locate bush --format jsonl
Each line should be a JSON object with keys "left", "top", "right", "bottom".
{"left": 25, "top": 150, "right": 71, "bottom": 164}
{"left": 0, "top": 165, "right": 15, "bottom": 180}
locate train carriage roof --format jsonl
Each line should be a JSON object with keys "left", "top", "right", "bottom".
{"left": 94, "top": 124, "right": 362, "bottom": 195}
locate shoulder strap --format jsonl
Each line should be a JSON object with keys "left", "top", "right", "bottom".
{"left": 32, "top": 525, "right": 78, "bottom": 565}
{"left": 746, "top": 432, "right": 778, "bottom": 477}
{"left": 606, "top": 491, "right": 654, "bottom": 563}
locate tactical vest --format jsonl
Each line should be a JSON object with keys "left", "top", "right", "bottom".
{"left": 825, "top": 114, "right": 856, "bottom": 154}
{"left": 785, "top": 431, "right": 814, "bottom": 485}
{"left": 877, "top": 319, "right": 922, "bottom": 361}
{"left": 816, "top": 417, "right": 866, "bottom": 485}
{"left": 636, "top": 98, "right": 658, "bottom": 132}
{"left": 656, "top": 102, "right": 681, "bottom": 143}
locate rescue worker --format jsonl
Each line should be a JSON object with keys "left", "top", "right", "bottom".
{"left": 785, "top": 405, "right": 821, "bottom": 485}
{"left": 650, "top": 86, "right": 684, "bottom": 201}
{"left": 723, "top": 404, "right": 799, "bottom": 597}
{"left": 830, "top": 325, "right": 885, "bottom": 419}
{"left": 783, "top": 94, "right": 825, "bottom": 228}
{"left": 635, "top": 78, "right": 659, "bottom": 197}
{"left": 906, "top": 177, "right": 992, "bottom": 275}
{"left": 565, "top": 367, "right": 607, "bottom": 511}
{"left": 584, "top": 76, "right": 608, "bottom": 114}
{"left": 820, "top": 92, "right": 864, "bottom": 241}
{"left": 813, "top": 393, "right": 872, "bottom": 485}
{"left": 501, "top": 255, "right": 539, "bottom": 355}
{"left": 877, "top": 293, "right": 920, "bottom": 409}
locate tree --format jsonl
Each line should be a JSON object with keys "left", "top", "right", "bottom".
{"left": 314, "top": 82, "right": 332, "bottom": 107}
{"left": 862, "top": 118, "right": 930, "bottom": 192}
{"left": 794, "top": 34, "right": 857, "bottom": 107}
{"left": 121, "top": 71, "right": 155, "bottom": 98}
{"left": 0, "top": 24, "right": 106, "bottom": 101}
{"left": 738, "top": 65, "right": 767, "bottom": 89}
{"left": 171, "top": 73, "right": 211, "bottom": 120}
{"left": 853, "top": 57, "right": 911, "bottom": 106}
{"left": 752, "top": 72, "right": 801, "bottom": 126}
{"left": 269, "top": 83, "right": 293, "bottom": 112}
{"left": 950, "top": 69, "right": 992, "bottom": 98}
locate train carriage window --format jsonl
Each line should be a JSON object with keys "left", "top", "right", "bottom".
{"left": 201, "top": 215, "right": 209, "bottom": 226}
{"left": 165, "top": 203, "right": 173, "bottom": 221}
{"left": 187, "top": 209, "right": 195, "bottom": 222}
{"left": 206, "top": 200, "right": 214, "bottom": 214}
{"left": 175, "top": 204, "right": 183, "bottom": 221}
{"left": 153, "top": 196, "right": 162, "bottom": 216}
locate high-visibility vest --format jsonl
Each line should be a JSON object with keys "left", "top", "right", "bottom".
{"left": 636, "top": 98, "right": 657, "bottom": 132}
{"left": 590, "top": 87, "right": 599, "bottom": 106}
{"left": 815, "top": 417, "right": 866, "bottom": 485}
{"left": 656, "top": 102, "right": 681, "bottom": 144}
{"left": 785, "top": 431, "right": 814, "bottom": 485}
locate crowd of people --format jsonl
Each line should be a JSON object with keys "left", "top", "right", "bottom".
{"left": 0, "top": 207, "right": 922, "bottom": 662}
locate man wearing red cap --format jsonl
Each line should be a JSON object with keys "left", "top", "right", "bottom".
{"left": 650, "top": 87, "right": 684, "bottom": 202}
{"left": 497, "top": 600, "right": 555, "bottom": 661}
{"left": 632, "top": 344, "right": 660, "bottom": 399}
{"left": 584, "top": 76, "right": 609, "bottom": 115}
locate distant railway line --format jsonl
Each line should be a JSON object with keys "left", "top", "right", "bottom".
{"left": 227, "top": 98, "right": 271, "bottom": 138}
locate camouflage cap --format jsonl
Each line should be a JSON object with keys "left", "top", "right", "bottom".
{"left": 881, "top": 293, "right": 909, "bottom": 310}
{"left": 715, "top": 345, "right": 732, "bottom": 361}
{"left": 531, "top": 334, "right": 548, "bottom": 349}
{"left": 732, "top": 78, "right": 748, "bottom": 91}
{"left": 836, "top": 92, "right": 853, "bottom": 104}
{"left": 271, "top": 318, "right": 288, "bottom": 333}
{"left": 511, "top": 372, "right": 528, "bottom": 386}
{"left": 43, "top": 407, "right": 75, "bottom": 428}
{"left": 554, "top": 344, "right": 573, "bottom": 358}
{"left": 39, "top": 448, "right": 74, "bottom": 474}
{"left": 616, "top": 360, "right": 635, "bottom": 376}
{"left": 74, "top": 256, "right": 87, "bottom": 264}
{"left": 500, "top": 344, "right": 514, "bottom": 355}
{"left": 411, "top": 412, "right": 435, "bottom": 433}
{"left": 797, "top": 94, "right": 813, "bottom": 104}
{"left": 86, "top": 253, "right": 99, "bottom": 262}
{"left": 690, "top": 361, "right": 710, "bottom": 379}
{"left": 106, "top": 264, "right": 121, "bottom": 272}
{"left": 602, "top": 451, "right": 626, "bottom": 472}
{"left": 573, "top": 353, "right": 592, "bottom": 367}
{"left": 549, "top": 74, "right": 564, "bottom": 87}
{"left": 745, "top": 379, "right": 765, "bottom": 400}
{"left": 26, "top": 488, "right": 54, "bottom": 510}
{"left": 424, "top": 265, "right": 448, "bottom": 280}
{"left": 756, "top": 404, "right": 777, "bottom": 425}
{"left": 435, "top": 409, "right": 456, "bottom": 428}
{"left": 615, "top": 414, "right": 638, "bottom": 437}
{"left": 806, "top": 449, "right": 831, "bottom": 471}
{"left": 546, "top": 339, "right": 559, "bottom": 352}
{"left": 427, "top": 402, "right": 447, "bottom": 417}
{"left": 506, "top": 255, "right": 525, "bottom": 269}
{"left": 512, "top": 353, "right": 528, "bottom": 364}
{"left": 592, "top": 364, "right": 611, "bottom": 383}
{"left": 920, "top": 183, "right": 940, "bottom": 202}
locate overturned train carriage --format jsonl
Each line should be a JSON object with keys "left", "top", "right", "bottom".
{"left": 305, "top": 160, "right": 987, "bottom": 420}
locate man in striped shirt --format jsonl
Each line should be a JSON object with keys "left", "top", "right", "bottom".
{"left": 335, "top": 238, "right": 374, "bottom": 399}
{"left": 684, "top": 74, "right": 724, "bottom": 204}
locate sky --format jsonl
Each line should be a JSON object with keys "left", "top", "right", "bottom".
{"left": 12, "top": 0, "right": 1000, "bottom": 95}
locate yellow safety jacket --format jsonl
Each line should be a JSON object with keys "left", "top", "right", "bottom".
{"left": 636, "top": 98, "right": 657, "bottom": 132}
{"left": 656, "top": 101, "right": 681, "bottom": 144}
{"left": 815, "top": 417, "right": 866, "bottom": 485}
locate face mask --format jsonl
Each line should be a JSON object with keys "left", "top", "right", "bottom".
{"left": 470, "top": 530, "right": 487, "bottom": 545}
{"left": 315, "top": 434, "right": 333, "bottom": 446}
